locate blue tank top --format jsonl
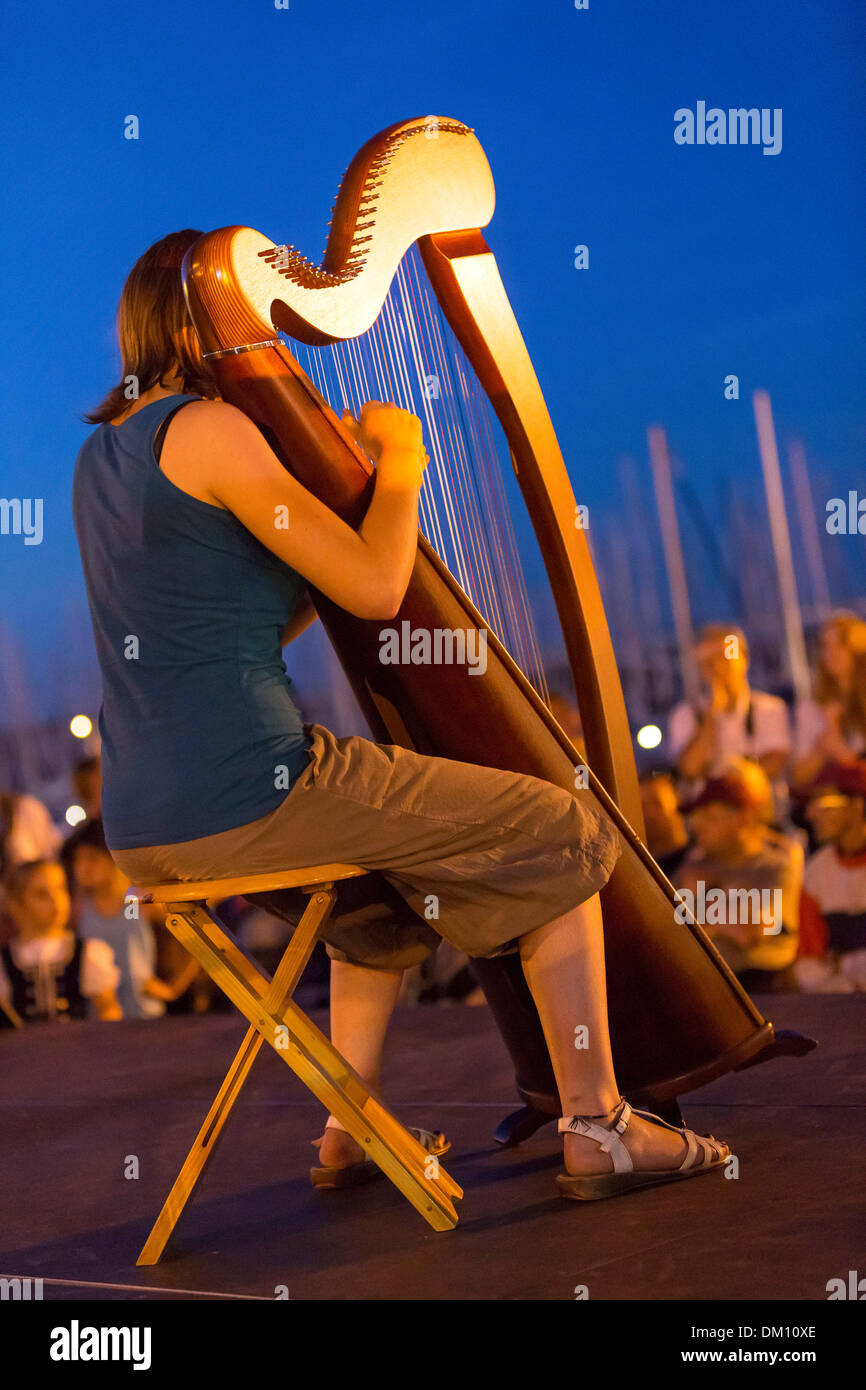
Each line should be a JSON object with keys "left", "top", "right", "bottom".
{"left": 73, "top": 394, "right": 312, "bottom": 849}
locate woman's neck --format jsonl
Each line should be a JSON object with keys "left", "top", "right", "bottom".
{"left": 110, "top": 378, "right": 185, "bottom": 426}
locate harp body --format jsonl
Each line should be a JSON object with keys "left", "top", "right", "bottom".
{"left": 183, "top": 116, "right": 778, "bottom": 1102}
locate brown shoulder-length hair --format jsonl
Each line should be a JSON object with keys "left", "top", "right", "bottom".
{"left": 84, "top": 229, "right": 218, "bottom": 424}
{"left": 814, "top": 610, "right": 866, "bottom": 742}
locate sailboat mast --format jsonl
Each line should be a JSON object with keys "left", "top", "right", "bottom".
{"left": 647, "top": 425, "right": 698, "bottom": 705}
{"left": 752, "top": 390, "right": 811, "bottom": 702}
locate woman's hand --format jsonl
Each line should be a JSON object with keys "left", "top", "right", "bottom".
{"left": 342, "top": 400, "right": 421, "bottom": 460}
{"left": 174, "top": 399, "right": 426, "bottom": 620}
{"left": 343, "top": 401, "right": 429, "bottom": 481}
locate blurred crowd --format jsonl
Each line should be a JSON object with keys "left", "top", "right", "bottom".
{"left": 1, "top": 609, "right": 865, "bottom": 1028}
{"left": 642, "top": 610, "right": 866, "bottom": 996}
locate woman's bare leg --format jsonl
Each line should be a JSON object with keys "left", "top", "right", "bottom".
{"left": 520, "top": 895, "right": 708, "bottom": 1173}
{"left": 318, "top": 958, "right": 402, "bottom": 1167}
{"left": 318, "top": 897, "right": 722, "bottom": 1174}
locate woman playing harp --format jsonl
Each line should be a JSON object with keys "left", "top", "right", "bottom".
{"left": 72, "top": 229, "right": 730, "bottom": 1201}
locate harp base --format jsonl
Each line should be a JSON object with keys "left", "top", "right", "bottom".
{"left": 492, "top": 1096, "right": 689, "bottom": 1149}
{"left": 475, "top": 949, "right": 816, "bottom": 1146}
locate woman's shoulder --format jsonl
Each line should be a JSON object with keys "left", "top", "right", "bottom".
{"left": 167, "top": 397, "right": 253, "bottom": 434}
{"left": 155, "top": 398, "right": 274, "bottom": 511}
{"left": 161, "top": 397, "right": 266, "bottom": 465}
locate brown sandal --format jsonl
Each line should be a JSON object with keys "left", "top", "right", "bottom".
{"left": 556, "top": 1098, "right": 730, "bottom": 1201}
{"left": 310, "top": 1126, "right": 451, "bottom": 1190}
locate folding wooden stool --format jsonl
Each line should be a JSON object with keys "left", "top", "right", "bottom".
{"left": 134, "top": 864, "right": 462, "bottom": 1265}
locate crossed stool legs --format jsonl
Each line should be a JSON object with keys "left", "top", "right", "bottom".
{"left": 134, "top": 864, "right": 462, "bottom": 1265}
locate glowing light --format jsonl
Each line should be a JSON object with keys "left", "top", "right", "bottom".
{"left": 65, "top": 804, "right": 87, "bottom": 827}
{"left": 637, "top": 724, "right": 662, "bottom": 750}
{"left": 70, "top": 715, "right": 93, "bottom": 739}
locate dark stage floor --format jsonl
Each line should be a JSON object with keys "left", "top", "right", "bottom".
{"left": 1, "top": 995, "right": 863, "bottom": 1301}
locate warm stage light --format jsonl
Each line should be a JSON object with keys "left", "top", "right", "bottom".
{"left": 637, "top": 724, "right": 663, "bottom": 750}
{"left": 70, "top": 715, "right": 93, "bottom": 738}
{"left": 65, "top": 804, "right": 87, "bottom": 827}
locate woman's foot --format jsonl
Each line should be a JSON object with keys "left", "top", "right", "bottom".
{"left": 556, "top": 1099, "right": 729, "bottom": 1201}
{"left": 316, "top": 1127, "right": 366, "bottom": 1169}
{"left": 311, "top": 1122, "right": 451, "bottom": 1184}
{"left": 562, "top": 1100, "right": 729, "bottom": 1176}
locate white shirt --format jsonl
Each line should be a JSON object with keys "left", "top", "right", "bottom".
{"left": 4, "top": 794, "right": 63, "bottom": 864}
{"left": 793, "top": 699, "right": 866, "bottom": 763}
{"left": 668, "top": 688, "right": 791, "bottom": 768}
{"left": 0, "top": 932, "right": 119, "bottom": 1008}
{"left": 803, "top": 844, "right": 866, "bottom": 915}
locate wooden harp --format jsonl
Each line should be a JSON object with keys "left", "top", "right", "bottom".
{"left": 182, "top": 115, "right": 790, "bottom": 1107}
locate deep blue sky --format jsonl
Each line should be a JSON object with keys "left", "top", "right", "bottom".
{"left": 1, "top": 0, "right": 864, "bottom": 723}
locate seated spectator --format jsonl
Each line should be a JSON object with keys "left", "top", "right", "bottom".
{"left": 639, "top": 769, "right": 691, "bottom": 879}
{"left": 67, "top": 818, "right": 199, "bottom": 1018}
{"left": 795, "top": 763, "right": 866, "bottom": 992}
{"left": 0, "top": 860, "right": 120, "bottom": 1022}
{"left": 674, "top": 763, "right": 802, "bottom": 993}
{"left": 668, "top": 624, "right": 791, "bottom": 817}
{"left": 1, "top": 789, "right": 62, "bottom": 872}
{"left": 793, "top": 612, "right": 866, "bottom": 788}
{"left": 61, "top": 757, "right": 104, "bottom": 893}
{"left": 718, "top": 752, "right": 777, "bottom": 825}
{"left": 72, "top": 753, "right": 102, "bottom": 821}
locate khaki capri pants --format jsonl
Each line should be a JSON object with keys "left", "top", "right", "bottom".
{"left": 112, "top": 724, "right": 622, "bottom": 971}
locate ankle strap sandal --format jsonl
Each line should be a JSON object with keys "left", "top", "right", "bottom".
{"left": 310, "top": 1125, "right": 450, "bottom": 1191}
{"left": 556, "top": 1098, "right": 730, "bottom": 1201}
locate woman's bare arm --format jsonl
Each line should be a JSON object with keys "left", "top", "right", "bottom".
{"left": 159, "top": 399, "right": 426, "bottom": 620}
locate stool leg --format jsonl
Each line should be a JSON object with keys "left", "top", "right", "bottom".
{"left": 137, "top": 889, "right": 333, "bottom": 1265}
{"left": 158, "top": 902, "right": 462, "bottom": 1235}
{"left": 137, "top": 1026, "right": 264, "bottom": 1265}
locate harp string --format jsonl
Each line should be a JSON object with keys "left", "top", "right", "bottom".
{"left": 392, "top": 265, "right": 502, "bottom": 637}
{"left": 291, "top": 245, "right": 549, "bottom": 700}
{"left": 407, "top": 278, "right": 549, "bottom": 697}
{"left": 413, "top": 257, "right": 537, "bottom": 675}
